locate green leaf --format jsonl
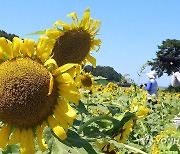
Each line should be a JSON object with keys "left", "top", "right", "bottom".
{"left": 107, "top": 105, "right": 120, "bottom": 116}
{"left": 170, "top": 144, "right": 180, "bottom": 152}
{"left": 76, "top": 101, "right": 89, "bottom": 115}
{"left": 83, "top": 126, "right": 100, "bottom": 137}
{"left": 2, "top": 145, "right": 20, "bottom": 154}
{"left": 44, "top": 127, "right": 98, "bottom": 154}
{"left": 26, "top": 30, "right": 46, "bottom": 36}
{"left": 106, "top": 111, "right": 135, "bottom": 136}
{"left": 65, "top": 130, "right": 98, "bottom": 154}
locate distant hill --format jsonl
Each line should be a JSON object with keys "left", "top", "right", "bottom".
{"left": 0, "top": 30, "right": 19, "bottom": 41}
{"left": 84, "top": 65, "right": 122, "bottom": 82}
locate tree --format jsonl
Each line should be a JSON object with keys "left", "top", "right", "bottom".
{"left": 0, "top": 30, "right": 19, "bottom": 41}
{"left": 148, "top": 39, "right": 180, "bottom": 77}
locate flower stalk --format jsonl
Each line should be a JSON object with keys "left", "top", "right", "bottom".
{"left": 78, "top": 114, "right": 118, "bottom": 134}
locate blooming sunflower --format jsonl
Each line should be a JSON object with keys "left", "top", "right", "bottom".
{"left": 76, "top": 71, "right": 94, "bottom": 90}
{"left": 40, "top": 8, "right": 102, "bottom": 68}
{"left": 0, "top": 37, "right": 80, "bottom": 153}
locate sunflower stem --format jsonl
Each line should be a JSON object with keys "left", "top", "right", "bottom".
{"left": 86, "top": 93, "right": 90, "bottom": 111}
{"left": 123, "top": 144, "right": 147, "bottom": 154}
{"left": 77, "top": 114, "right": 117, "bottom": 134}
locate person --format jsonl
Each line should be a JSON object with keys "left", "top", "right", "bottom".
{"left": 143, "top": 70, "right": 158, "bottom": 103}
{"left": 170, "top": 62, "right": 180, "bottom": 87}
{"left": 159, "top": 55, "right": 180, "bottom": 87}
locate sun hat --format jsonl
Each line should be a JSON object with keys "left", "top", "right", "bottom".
{"left": 147, "top": 70, "right": 157, "bottom": 79}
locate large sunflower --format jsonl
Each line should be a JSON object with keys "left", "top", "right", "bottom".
{"left": 40, "top": 8, "right": 102, "bottom": 68}
{"left": 0, "top": 37, "right": 80, "bottom": 153}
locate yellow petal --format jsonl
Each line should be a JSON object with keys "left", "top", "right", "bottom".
{"left": 56, "top": 73, "right": 74, "bottom": 83}
{"left": 44, "top": 58, "right": 58, "bottom": 71}
{"left": 53, "top": 108, "right": 69, "bottom": 131}
{"left": 86, "top": 18, "right": 93, "bottom": 30}
{"left": 58, "top": 83, "right": 78, "bottom": 92}
{"left": 23, "top": 38, "right": 35, "bottom": 57}
{"left": 123, "top": 120, "right": 133, "bottom": 129}
{"left": 36, "top": 122, "right": 48, "bottom": 152}
{"left": 36, "top": 36, "right": 49, "bottom": 57}
{"left": 36, "top": 36, "right": 45, "bottom": 57}
{"left": 0, "top": 37, "right": 13, "bottom": 59}
{"left": 91, "top": 20, "right": 101, "bottom": 33}
{"left": 27, "top": 128, "right": 35, "bottom": 154}
{"left": 8, "top": 128, "right": 20, "bottom": 145}
{"left": 58, "top": 90, "right": 80, "bottom": 106}
{"left": 53, "top": 63, "right": 77, "bottom": 76}
{"left": 58, "top": 83, "right": 80, "bottom": 105}
{"left": 0, "top": 124, "right": 11, "bottom": 151}
{"left": 45, "top": 29, "right": 64, "bottom": 39}
{"left": 95, "top": 140, "right": 106, "bottom": 150}
{"left": 48, "top": 72, "right": 54, "bottom": 96}
{"left": 0, "top": 49, "right": 5, "bottom": 60}
{"left": 67, "top": 65, "right": 79, "bottom": 78}
{"left": 41, "top": 52, "right": 51, "bottom": 63}
{"left": 103, "top": 144, "right": 108, "bottom": 151}
{"left": 21, "top": 43, "right": 28, "bottom": 56}
{"left": 12, "top": 37, "right": 22, "bottom": 57}
{"left": 57, "top": 98, "right": 77, "bottom": 119}
{"left": 47, "top": 116, "right": 67, "bottom": 140}
{"left": 87, "top": 54, "right": 96, "bottom": 68}
{"left": 114, "top": 133, "right": 121, "bottom": 142}
{"left": 67, "top": 12, "right": 79, "bottom": 23}
{"left": 92, "top": 39, "right": 102, "bottom": 46}
{"left": 20, "top": 129, "right": 31, "bottom": 154}
{"left": 53, "top": 20, "right": 70, "bottom": 30}
{"left": 55, "top": 101, "right": 76, "bottom": 125}
{"left": 109, "top": 143, "right": 115, "bottom": 152}
{"left": 81, "top": 8, "right": 90, "bottom": 28}
{"left": 67, "top": 12, "right": 78, "bottom": 27}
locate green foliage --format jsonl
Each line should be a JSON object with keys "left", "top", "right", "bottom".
{"left": 1, "top": 83, "right": 179, "bottom": 153}
{"left": 26, "top": 30, "right": 46, "bottom": 36}
{"left": 148, "top": 39, "right": 180, "bottom": 77}
{"left": 164, "top": 85, "right": 180, "bottom": 93}
{"left": 85, "top": 65, "right": 122, "bottom": 82}
{"left": 0, "top": 30, "right": 19, "bottom": 41}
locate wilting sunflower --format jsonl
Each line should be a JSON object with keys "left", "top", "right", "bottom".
{"left": 0, "top": 37, "right": 80, "bottom": 153}
{"left": 95, "top": 139, "right": 120, "bottom": 154}
{"left": 40, "top": 8, "right": 101, "bottom": 67}
{"left": 114, "top": 119, "right": 135, "bottom": 143}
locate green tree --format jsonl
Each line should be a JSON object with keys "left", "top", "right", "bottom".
{"left": 148, "top": 39, "right": 180, "bottom": 77}
{"left": 0, "top": 30, "right": 19, "bottom": 41}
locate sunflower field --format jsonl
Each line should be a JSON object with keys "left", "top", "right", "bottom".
{"left": 0, "top": 8, "right": 180, "bottom": 154}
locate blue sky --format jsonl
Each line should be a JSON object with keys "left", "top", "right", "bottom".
{"left": 1, "top": 0, "right": 180, "bottom": 87}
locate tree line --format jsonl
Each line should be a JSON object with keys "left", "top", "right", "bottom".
{"left": 85, "top": 65, "right": 122, "bottom": 82}
{"left": 0, "top": 30, "right": 19, "bottom": 41}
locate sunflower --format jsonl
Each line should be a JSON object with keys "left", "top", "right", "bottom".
{"left": 95, "top": 139, "right": 120, "bottom": 154}
{"left": 40, "top": 8, "right": 101, "bottom": 68}
{"left": 0, "top": 37, "right": 80, "bottom": 153}
{"left": 114, "top": 119, "right": 135, "bottom": 143}
{"left": 76, "top": 71, "right": 94, "bottom": 90}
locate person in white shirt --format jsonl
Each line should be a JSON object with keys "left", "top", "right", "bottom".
{"left": 170, "top": 62, "right": 180, "bottom": 87}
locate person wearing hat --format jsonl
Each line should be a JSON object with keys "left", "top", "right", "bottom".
{"left": 143, "top": 70, "right": 158, "bottom": 103}
{"left": 170, "top": 62, "right": 180, "bottom": 87}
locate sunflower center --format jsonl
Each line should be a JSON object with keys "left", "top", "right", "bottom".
{"left": 53, "top": 28, "right": 91, "bottom": 66}
{"left": 0, "top": 57, "right": 57, "bottom": 128}
{"left": 81, "top": 75, "right": 93, "bottom": 87}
